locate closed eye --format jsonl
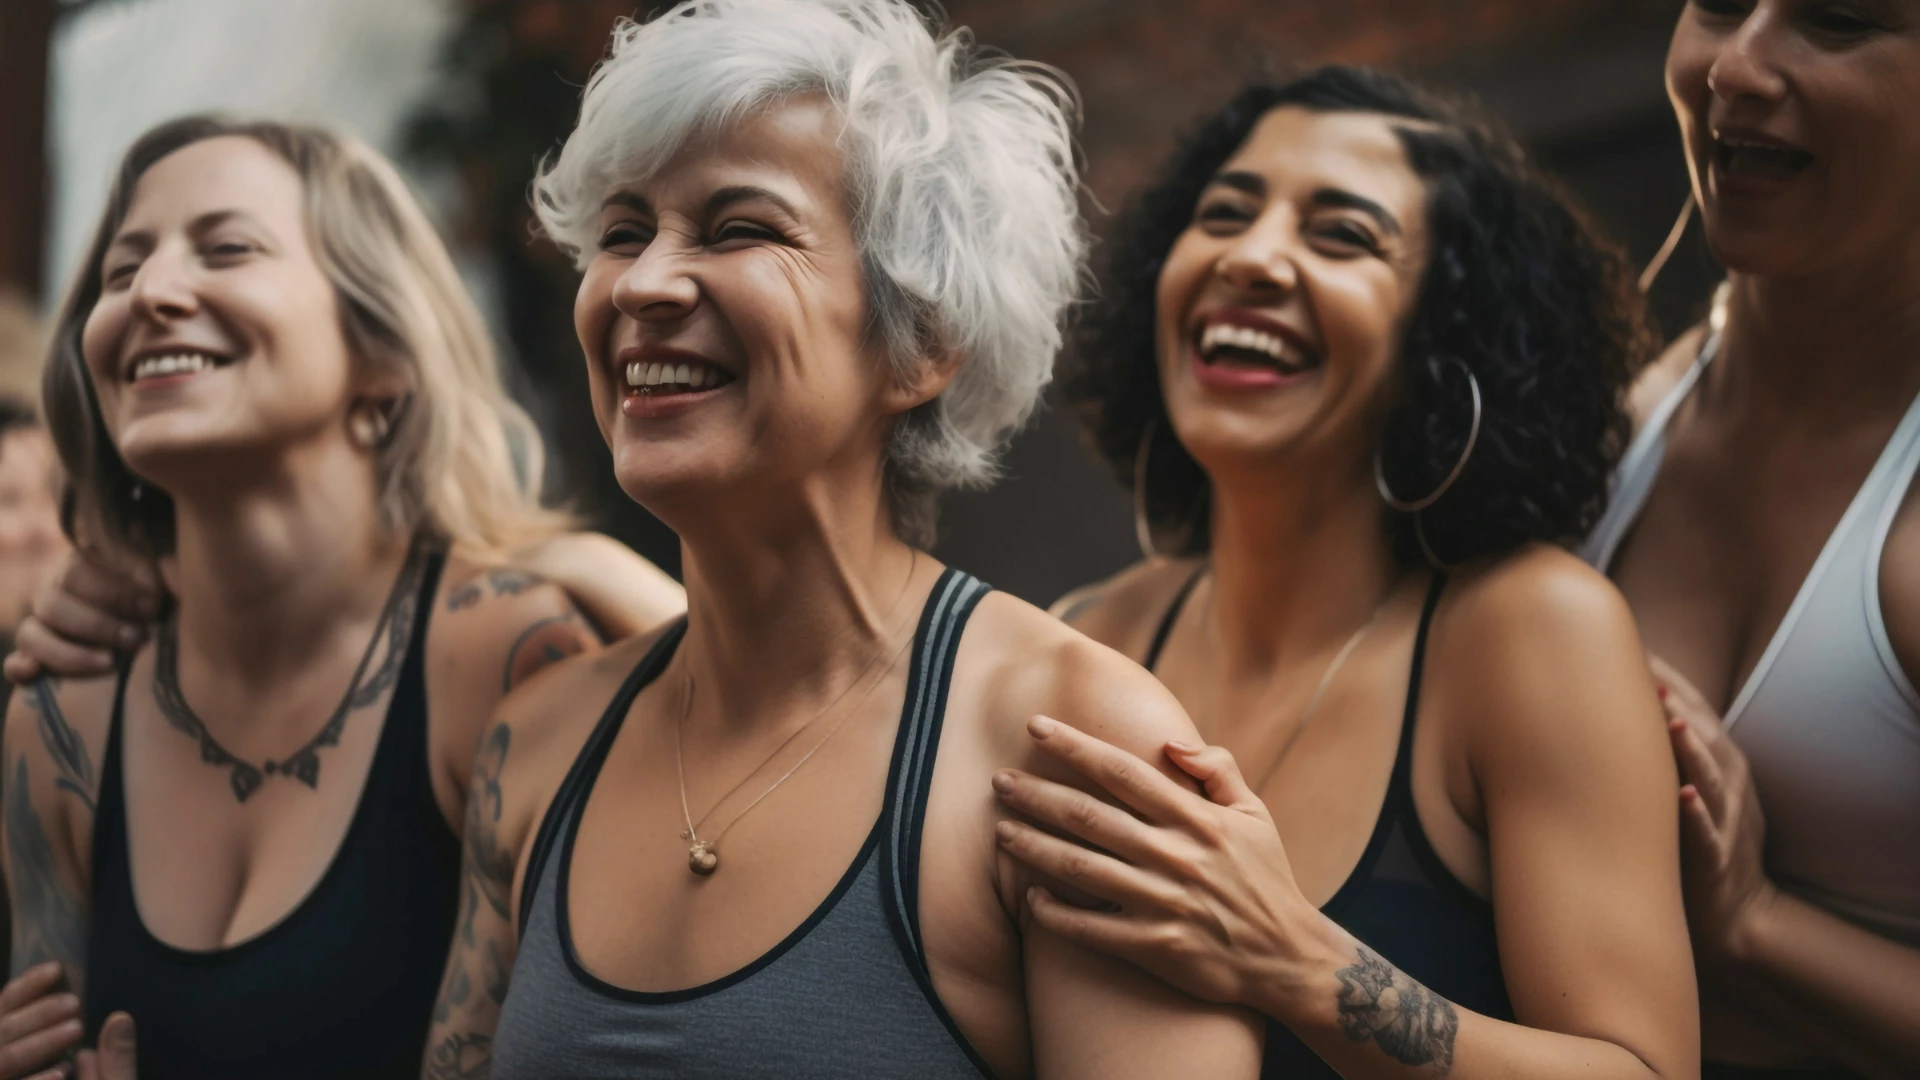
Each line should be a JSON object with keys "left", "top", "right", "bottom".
{"left": 598, "top": 224, "right": 652, "bottom": 252}
{"left": 1311, "top": 220, "right": 1382, "bottom": 256}
{"left": 712, "top": 220, "right": 783, "bottom": 245}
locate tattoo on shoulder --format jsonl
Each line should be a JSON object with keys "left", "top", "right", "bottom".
{"left": 6, "top": 757, "right": 89, "bottom": 980}
{"left": 501, "top": 613, "right": 593, "bottom": 693}
{"left": 446, "top": 568, "right": 545, "bottom": 613}
{"left": 26, "top": 681, "right": 97, "bottom": 814}
{"left": 1334, "top": 946, "right": 1459, "bottom": 1074}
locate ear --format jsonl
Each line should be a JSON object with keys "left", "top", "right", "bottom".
{"left": 880, "top": 348, "right": 963, "bottom": 417}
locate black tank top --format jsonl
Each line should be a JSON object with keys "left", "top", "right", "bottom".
{"left": 1144, "top": 569, "right": 1513, "bottom": 1078}
{"left": 85, "top": 552, "right": 459, "bottom": 1080}
{"left": 492, "top": 568, "right": 995, "bottom": 1079}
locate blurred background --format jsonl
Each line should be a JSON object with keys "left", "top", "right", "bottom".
{"left": 0, "top": 0, "right": 1721, "bottom": 606}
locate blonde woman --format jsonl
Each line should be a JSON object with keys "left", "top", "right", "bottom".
{"left": 0, "top": 117, "right": 676, "bottom": 1080}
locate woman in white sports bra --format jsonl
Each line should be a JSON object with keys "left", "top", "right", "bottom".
{"left": 1582, "top": 2, "right": 1920, "bottom": 1076}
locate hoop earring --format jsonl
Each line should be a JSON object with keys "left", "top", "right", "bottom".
{"left": 1133, "top": 417, "right": 1163, "bottom": 560}
{"left": 349, "top": 400, "right": 396, "bottom": 449}
{"left": 1374, "top": 356, "right": 1482, "bottom": 513}
{"left": 1638, "top": 193, "right": 1695, "bottom": 294}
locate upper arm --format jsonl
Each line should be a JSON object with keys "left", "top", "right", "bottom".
{"left": 507, "top": 532, "right": 684, "bottom": 642}
{"left": 2, "top": 678, "right": 107, "bottom": 987}
{"left": 1444, "top": 553, "right": 1697, "bottom": 1074}
{"left": 1010, "top": 636, "right": 1264, "bottom": 1079}
{"left": 428, "top": 562, "right": 602, "bottom": 817}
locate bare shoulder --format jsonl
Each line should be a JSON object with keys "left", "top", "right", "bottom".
{"left": 1048, "top": 556, "right": 1204, "bottom": 662}
{"left": 969, "top": 590, "right": 1198, "bottom": 771}
{"left": 1627, "top": 323, "right": 1709, "bottom": 433}
{"left": 430, "top": 551, "right": 600, "bottom": 716}
{"left": 1428, "top": 547, "right": 1659, "bottom": 759}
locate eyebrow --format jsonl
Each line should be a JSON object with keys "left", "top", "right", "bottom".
{"left": 106, "top": 209, "right": 267, "bottom": 254}
{"left": 1203, "top": 171, "right": 1404, "bottom": 238}
{"left": 599, "top": 185, "right": 804, "bottom": 221}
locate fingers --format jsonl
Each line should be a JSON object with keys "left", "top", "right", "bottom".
{"left": 2, "top": 652, "right": 45, "bottom": 688}
{"left": 0, "top": 1010, "right": 83, "bottom": 1080}
{"left": 1678, "top": 785, "right": 1721, "bottom": 862}
{"left": 0, "top": 992, "right": 82, "bottom": 1047}
{"left": 1023, "top": 716, "right": 1199, "bottom": 825}
{"left": 1023, "top": 885, "right": 1159, "bottom": 959}
{"left": 1668, "top": 717, "right": 1728, "bottom": 822}
{"left": 61, "top": 554, "right": 160, "bottom": 624}
{"left": 0, "top": 965, "right": 64, "bottom": 1015}
{"left": 1166, "top": 742, "right": 1263, "bottom": 813}
{"left": 31, "top": 580, "right": 144, "bottom": 657}
{"left": 8, "top": 618, "right": 115, "bottom": 681}
{"left": 992, "top": 769, "right": 1165, "bottom": 865}
{"left": 994, "top": 819, "right": 1181, "bottom": 911}
{"left": 92, "top": 1014, "right": 134, "bottom": 1080}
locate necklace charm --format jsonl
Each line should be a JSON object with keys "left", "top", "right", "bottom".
{"left": 688, "top": 839, "right": 719, "bottom": 876}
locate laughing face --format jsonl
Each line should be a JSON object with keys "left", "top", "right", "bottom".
{"left": 1155, "top": 106, "right": 1430, "bottom": 485}
{"left": 1668, "top": 0, "right": 1920, "bottom": 275}
{"left": 81, "top": 136, "right": 371, "bottom": 486}
{"left": 575, "top": 97, "right": 918, "bottom": 527}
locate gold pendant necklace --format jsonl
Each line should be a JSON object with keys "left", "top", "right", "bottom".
{"left": 673, "top": 556, "right": 918, "bottom": 876}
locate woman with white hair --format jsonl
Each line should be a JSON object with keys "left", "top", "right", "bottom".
{"left": 0, "top": 117, "right": 679, "bottom": 1080}
{"left": 420, "top": 2, "right": 1263, "bottom": 1077}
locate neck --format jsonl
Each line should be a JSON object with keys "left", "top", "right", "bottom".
{"left": 1718, "top": 247, "right": 1920, "bottom": 425}
{"left": 165, "top": 440, "right": 409, "bottom": 688}
{"left": 1203, "top": 456, "right": 1399, "bottom": 673}
{"left": 671, "top": 469, "right": 923, "bottom": 733}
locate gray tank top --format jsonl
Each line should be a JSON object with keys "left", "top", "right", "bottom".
{"left": 492, "top": 569, "right": 996, "bottom": 1079}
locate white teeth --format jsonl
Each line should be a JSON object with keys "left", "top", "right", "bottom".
{"left": 1199, "top": 323, "right": 1291, "bottom": 364}
{"left": 131, "top": 352, "right": 215, "bottom": 381}
{"left": 623, "top": 358, "right": 727, "bottom": 392}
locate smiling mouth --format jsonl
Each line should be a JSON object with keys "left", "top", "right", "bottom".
{"left": 127, "top": 351, "right": 231, "bottom": 383}
{"left": 624, "top": 358, "right": 736, "bottom": 396}
{"left": 1195, "top": 322, "right": 1320, "bottom": 375}
{"left": 1713, "top": 137, "right": 1813, "bottom": 183}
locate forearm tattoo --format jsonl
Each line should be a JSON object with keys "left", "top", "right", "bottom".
{"left": 427, "top": 723, "right": 517, "bottom": 1078}
{"left": 1334, "top": 946, "right": 1459, "bottom": 1073}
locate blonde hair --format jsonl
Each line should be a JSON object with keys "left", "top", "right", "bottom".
{"left": 44, "top": 116, "right": 568, "bottom": 560}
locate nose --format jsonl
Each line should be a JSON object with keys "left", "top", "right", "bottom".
{"left": 610, "top": 234, "right": 699, "bottom": 325}
{"left": 1214, "top": 210, "right": 1301, "bottom": 299}
{"left": 127, "top": 246, "right": 200, "bottom": 324}
{"left": 1706, "top": 7, "right": 1790, "bottom": 106}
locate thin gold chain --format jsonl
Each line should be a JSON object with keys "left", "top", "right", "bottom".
{"left": 674, "top": 555, "right": 918, "bottom": 855}
{"left": 1195, "top": 570, "right": 1399, "bottom": 796}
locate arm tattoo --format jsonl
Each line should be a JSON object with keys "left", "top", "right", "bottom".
{"left": 500, "top": 613, "right": 592, "bottom": 693}
{"left": 446, "top": 569, "right": 543, "bottom": 613}
{"left": 427, "top": 723, "right": 516, "bottom": 1077}
{"left": 6, "top": 758, "right": 88, "bottom": 980}
{"left": 28, "top": 681, "right": 96, "bottom": 814}
{"left": 425, "top": 1033, "right": 494, "bottom": 1080}
{"left": 1334, "top": 946, "right": 1459, "bottom": 1073}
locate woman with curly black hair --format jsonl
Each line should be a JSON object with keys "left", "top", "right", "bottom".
{"left": 986, "top": 67, "right": 1700, "bottom": 1079}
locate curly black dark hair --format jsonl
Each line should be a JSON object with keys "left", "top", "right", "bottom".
{"left": 1065, "top": 66, "right": 1653, "bottom": 567}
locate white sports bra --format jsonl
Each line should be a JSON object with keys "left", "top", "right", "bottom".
{"left": 1582, "top": 331, "right": 1920, "bottom": 947}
